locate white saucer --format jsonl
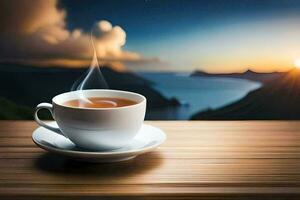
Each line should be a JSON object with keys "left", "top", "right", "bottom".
{"left": 32, "top": 122, "right": 166, "bottom": 162}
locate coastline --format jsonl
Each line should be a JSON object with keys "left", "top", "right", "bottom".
{"left": 139, "top": 72, "right": 261, "bottom": 120}
{"left": 191, "top": 69, "right": 300, "bottom": 120}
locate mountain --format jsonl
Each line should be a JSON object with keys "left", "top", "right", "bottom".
{"left": 0, "top": 63, "right": 179, "bottom": 119}
{"left": 191, "top": 69, "right": 285, "bottom": 83}
{"left": 191, "top": 69, "right": 300, "bottom": 120}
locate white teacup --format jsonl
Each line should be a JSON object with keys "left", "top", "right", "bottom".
{"left": 34, "top": 89, "right": 146, "bottom": 151}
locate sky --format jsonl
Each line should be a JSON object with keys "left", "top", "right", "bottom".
{"left": 1, "top": 0, "right": 300, "bottom": 72}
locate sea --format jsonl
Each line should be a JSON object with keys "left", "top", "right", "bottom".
{"left": 137, "top": 72, "right": 262, "bottom": 120}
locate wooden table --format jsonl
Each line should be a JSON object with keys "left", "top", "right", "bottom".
{"left": 1, "top": 121, "right": 300, "bottom": 199}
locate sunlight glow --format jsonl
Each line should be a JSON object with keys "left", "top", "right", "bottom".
{"left": 294, "top": 59, "right": 300, "bottom": 69}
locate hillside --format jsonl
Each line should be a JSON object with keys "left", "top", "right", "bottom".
{"left": 0, "top": 63, "right": 179, "bottom": 119}
{"left": 191, "top": 69, "right": 300, "bottom": 120}
{"left": 0, "top": 98, "right": 33, "bottom": 119}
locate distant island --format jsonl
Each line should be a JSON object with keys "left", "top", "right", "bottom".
{"left": 191, "top": 69, "right": 285, "bottom": 83}
{"left": 191, "top": 68, "right": 300, "bottom": 120}
{"left": 0, "top": 63, "right": 179, "bottom": 120}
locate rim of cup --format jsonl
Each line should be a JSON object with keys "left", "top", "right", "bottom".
{"left": 52, "top": 89, "right": 146, "bottom": 110}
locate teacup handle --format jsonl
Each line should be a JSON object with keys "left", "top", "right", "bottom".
{"left": 34, "top": 103, "right": 64, "bottom": 136}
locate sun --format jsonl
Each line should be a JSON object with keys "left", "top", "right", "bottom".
{"left": 294, "top": 59, "right": 300, "bottom": 69}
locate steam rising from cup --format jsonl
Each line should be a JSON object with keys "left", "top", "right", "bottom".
{"left": 71, "top": 24, "right": 110, "bottom": 106}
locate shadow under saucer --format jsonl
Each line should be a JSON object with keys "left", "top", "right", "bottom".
{"left": 34, "top": 151, "right": 163, "bottom": 178}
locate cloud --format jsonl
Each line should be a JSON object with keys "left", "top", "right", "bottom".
{"left": 0, "top": 0, "right": 149, "bottom": 70}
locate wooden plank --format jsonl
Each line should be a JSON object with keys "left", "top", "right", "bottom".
{"left": 2, "top": 151, "right": 300, "bottom": 159}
